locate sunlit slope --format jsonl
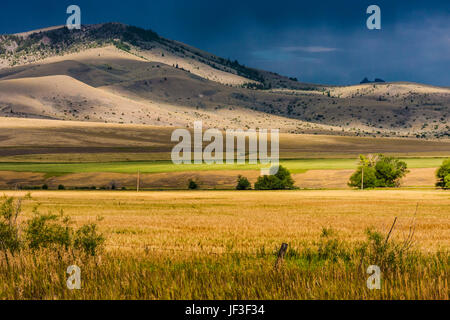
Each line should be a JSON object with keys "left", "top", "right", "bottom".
{"left": 0, "top": 23, "right": 448, "bottom": 137}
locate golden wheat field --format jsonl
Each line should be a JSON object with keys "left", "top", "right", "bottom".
{"left": 7, "top": 189, "right": 449, "bottom": 252}
{"left": 0, "top": 190, "right": 448, "bottom": 300}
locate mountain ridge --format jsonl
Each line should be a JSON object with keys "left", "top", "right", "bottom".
{"left": 0, "top": 22, "right": 313, "bottom": 89}
{"left": 0, "top": 23, "right": 448, "bottom": 139}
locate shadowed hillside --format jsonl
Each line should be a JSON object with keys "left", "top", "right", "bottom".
{"left": 0, "top": 23, "right": 448, "bottom": 138}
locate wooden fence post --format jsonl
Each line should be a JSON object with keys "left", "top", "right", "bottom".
{"left": 274, "top": 243, "right": 288, "bottom": 270}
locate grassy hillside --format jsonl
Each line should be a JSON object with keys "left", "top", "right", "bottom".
{"left": 0, "top": 24, "right": 448, "bottom": 138}
{"left": 0, "top": 23, "right": 276, "bottom": 86}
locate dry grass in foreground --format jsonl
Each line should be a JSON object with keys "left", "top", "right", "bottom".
{"left": 0, "top": 190, "right": 448, "bottom": 299}
{"left": 1, "top": 247, "right": 447, "bottom": 300}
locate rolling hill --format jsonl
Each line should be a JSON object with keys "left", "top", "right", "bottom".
{"left": 0, "top": 22, "right": 448, "bottom": 139}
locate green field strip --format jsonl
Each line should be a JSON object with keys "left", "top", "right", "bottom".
{"left": 0, "top": 157, "right": 446, "bottom": 175}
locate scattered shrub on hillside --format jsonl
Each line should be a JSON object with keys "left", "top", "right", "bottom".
{"left": 436, "top": 159, "right": 450, "bottom": 189}
{"left": 42, "top": 184, "right": 48, "bottom": 190}
{"left": 349, "top": 154, "right": 409, "bottom": 189}
{"left": 241, "top": 82, "right": 265, "bottom": 90}
{"left": 58, "top": 184, "right": 65, "bottom": 190}
{"left": 254, "top": 166, "right": 295, "bottom": 190}
{"left": 188, "top": 179, "right": 198, "bottom": 190}
{"left": 236, "top": 175, "right": 251, "bottom": 190}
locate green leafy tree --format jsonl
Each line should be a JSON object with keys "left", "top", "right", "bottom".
{"left": 436, "top": 159, "right": 450, "bottom": 189}
{"left": 348, "top": 166, "right": 378, "bottom": 189}
{"left": 236, "top": 175, "right": 251, "bottom": 190}
{"left": 374, "top": 156, "right": 409, "bottom": 187}
{"left": 349, "top": 154, "right": 408, "bottom": 189}
{"left": 254, "top": 166, "right": 295, "bottom": 190}
{"left": 444, "top": 175, "right": 450, "bottom": 189}
{"left": 254, "top": 175, "right": 280, "bottom": 190}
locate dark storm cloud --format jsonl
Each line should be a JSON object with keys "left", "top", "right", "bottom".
{"left": 0, "top": 0, "right": 449, "bottom": 85}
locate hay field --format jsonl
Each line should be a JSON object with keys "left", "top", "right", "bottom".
{"left": 0, "top": 189, "right": 448, "bottom": 299}
{"left": 7, "top": 190, "right": 447, "bottom": 252}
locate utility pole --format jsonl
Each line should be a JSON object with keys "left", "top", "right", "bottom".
{"left": 361, "top": 166, "right": 364, "bottom": 190}
{"left": 137, "top": 170, "right": 140, "bottom": 192}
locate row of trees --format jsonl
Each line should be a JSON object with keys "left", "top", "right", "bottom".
{"left": 236, "top": 154, "right": 450, "bottom": 190}
{"left": 349, "top": 155, "right": 449, "bottom": 190}
{"left": 233, "top": 155, "right": 411, "bottom": 191}
{"left": 236, "top": 166, "right": 296, "bottom": 190}
{"left": 234, "top": 155, "right": 411, "bottom": 191}
{"left": 230, "top": 156, "right": 449, "bottom": 191}
{"left": 187, "top": 166, "right": 296, "bottom": 190}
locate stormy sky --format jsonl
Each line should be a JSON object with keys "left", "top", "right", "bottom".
{"left": 1, "top": 0, "right": 449, "bottom": 86}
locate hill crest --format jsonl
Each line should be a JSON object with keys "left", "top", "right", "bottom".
{"left": 0, "top": 23, "right": 448, "bottom": 139}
